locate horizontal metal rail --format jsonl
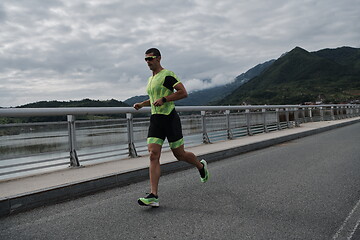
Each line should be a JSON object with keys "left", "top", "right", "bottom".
{"left": 0, "top": 104, "right": 359, "bottom": 180}
{"left": 1, "top": 104, "right": 358, "bottom": 117}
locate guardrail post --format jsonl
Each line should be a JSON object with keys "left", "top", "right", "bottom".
{"left": 331, "top": 106, "right": 335, "bottom": 120}
{"left": 67, "top": 115, "right": 80, "bottom": 167}
{"left": 343, "top": 106, "right": 347, "bottom": 118}
{"left": 201, "top": 111, "right": 210, "bottom": 143}
{"left": 308, "top": 107, "right": 313, "bottom": 122}
{"left": 302, "top": 107, "right": 306, "bottom": 123}
{"left": 299, "top": 107, "right": 305, "bottom": 123}
{"left": 285, "top": 108, "right": 290, "bottom": 128}
{"left": 346, "top": 106, "right": 350, "bottom": 118}
{"left": 349, "top": 106, "right": 352, "bottom": 118}
{"left": 262, "top": 108, "right": 269, "bottom": 133}
{"left": 340, "top": 106, "right": 344, "bottom": 119}
{"left": 246, "top": 109, "right": 253, "bottom": 135}
{"left": 126, "top": 113, "right": 138, "bottom": 158}
{"left": 276, "top": 108, "right": 281, "bottom": 130}
{"left": 348, "top": 106, "right": 351, "bottom": 118}
{"left": 320, "top": 107, "right": 324, "bottom": 121}
{"left": 225, "top": 110, "right": 233, "bottom": 139}
{"left": 294, "top": 108, "right": 300, "bottom": 127}
{"left": 335, "top": 106, "right": 338, "bottom": 119}
{"left": 301, "top": 107, "right": 304, "bottom": 123}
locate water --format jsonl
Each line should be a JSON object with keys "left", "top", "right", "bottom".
{"left": 0, "top": 112, "right": 278, "bottom": 180}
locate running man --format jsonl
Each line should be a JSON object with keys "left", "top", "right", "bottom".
{"left": 134, "top": 48, "right": 210, "bottom": 207}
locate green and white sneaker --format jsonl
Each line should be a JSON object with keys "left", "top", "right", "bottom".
{"left": 138, "top": 193, "right": 159, "bottom": 207}
{"left": 200, "top": 159, "right": 210, "bottom": 183}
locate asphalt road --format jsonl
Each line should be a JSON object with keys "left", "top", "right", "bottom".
{"left": 1, "top": 123, "right": 360, "bottom": 240}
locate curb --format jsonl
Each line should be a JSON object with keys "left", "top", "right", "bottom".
{"left": 1, "top": 118, "right": 360, "bottom": 217}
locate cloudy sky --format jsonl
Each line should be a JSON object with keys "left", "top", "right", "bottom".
{"left": 1, "top": 0, "right": 359, "bottom": 107}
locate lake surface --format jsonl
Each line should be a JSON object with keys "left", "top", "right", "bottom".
{"left": 0, "top": 112, "right": 278, "bottom": 180}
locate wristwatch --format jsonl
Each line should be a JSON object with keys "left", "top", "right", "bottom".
{"left": 162, "top": 97, "right": 167, "bottom": 102}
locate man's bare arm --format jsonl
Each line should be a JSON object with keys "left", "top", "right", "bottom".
{"left": 152, "top": 83, "right": 188, "bottom": 106}
{"left": 133, "top": 99, "right": 150, "bottom": 110}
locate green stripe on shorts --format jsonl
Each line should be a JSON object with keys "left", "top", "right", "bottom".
{"left": 147, "top": 137, "right": 164, "bottom": 146}
{"left": 169, "top": 138, "right": 184, "bottom": 149}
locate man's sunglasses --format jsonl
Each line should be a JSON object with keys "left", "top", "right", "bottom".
{"left": 145, "top": 56, "right": 157, "bottom": 61}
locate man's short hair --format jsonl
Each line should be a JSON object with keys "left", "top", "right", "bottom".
{"left": 145, "top": 48, "right": 161, "bottom": 57}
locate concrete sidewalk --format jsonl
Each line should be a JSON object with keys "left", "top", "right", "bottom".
{"left": 1, "top": 117, "right": 360, "bottom": 217}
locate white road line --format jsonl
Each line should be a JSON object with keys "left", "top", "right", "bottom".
{"left": 332, "top": 198, "right": 360, "bottom": 240}
{"left": 348, "top": 218, "right": 360, "bottom": 240}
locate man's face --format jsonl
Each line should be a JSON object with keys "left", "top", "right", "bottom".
{"left": 145, "top": 53, "right": 160, "bottom": 71}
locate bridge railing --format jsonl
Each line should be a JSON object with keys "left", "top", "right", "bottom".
{"left": 0, "top": 104, "right": 359, "bottom": 180}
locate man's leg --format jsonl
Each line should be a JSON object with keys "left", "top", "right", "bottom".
{"left": 171, "top": 145, "right": 203, "bottom": 170}
{"left": 171, "top": 144, "right": 210, "bottom": 183}
{"left": 148, "top": 143, "right": 162, "bottom": 196}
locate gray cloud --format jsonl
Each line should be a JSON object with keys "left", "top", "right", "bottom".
{"left": 0, "top": 0, "right": 359, "bottom": 107}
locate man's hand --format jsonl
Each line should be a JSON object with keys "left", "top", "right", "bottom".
{"left": 133, "top": 99, "right": 151, "bottom": 110}
{"left": 133, "top": 103, "right": 143, "bottom": 110}
{"left": 153, "top": 98, "right": 165, "bottom": 107}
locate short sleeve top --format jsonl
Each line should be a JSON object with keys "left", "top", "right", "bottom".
{"left": 146, "top": 69, "right": 181, "bottom": 115}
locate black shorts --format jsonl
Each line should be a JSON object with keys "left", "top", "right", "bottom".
{"left": 147, "top": 109, "right": 184, "bottom": 149}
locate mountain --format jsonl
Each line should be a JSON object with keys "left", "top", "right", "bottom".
{"left": 124, "top": 60, "right": 275, "bottom": 106}
{"left": 314, "top": 47, "right": 360, "bottom": 68}
{"left": 18, "top": 98, "right": 129, "bottom": 108}
{"left": 178, "top": 60, "right": 275, "bottom": 106}
{"left": 0, "top": 99, "right": 130, "bottom": 123}
{"left": 218, "top": 46, "right": 360, "bottom": 105}
{"left": 123, "top": 95, "right": 149, "bottom": 107}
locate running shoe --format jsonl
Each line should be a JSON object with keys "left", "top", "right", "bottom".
{"left": 138, "top": 193, "right": 159, "bottom": 207}
{"left": 200, "top": 159, "right": 210, "bottom": 183}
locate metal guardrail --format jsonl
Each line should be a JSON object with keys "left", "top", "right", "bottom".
{"left": 0, "top": 104, "right": 359, "bottom": 179}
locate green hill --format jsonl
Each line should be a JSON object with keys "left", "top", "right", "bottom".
{"left": 178, "top": 60, "right": 275, "bottom": 106}
{"left": 218, "top": 46, "right": 360, "bottom": 105}
{"left": 1, "top": 99, "right": 129, "bottom": 123}
{"left": 18, "top": 98, "right": 129, "bottom": 108}
{"left": 314, "top": 47, "right": 360, "bottom": 68}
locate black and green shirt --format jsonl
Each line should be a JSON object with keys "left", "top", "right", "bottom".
{"left": 146, "top": 69, "right": 181, "bottom": 115}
